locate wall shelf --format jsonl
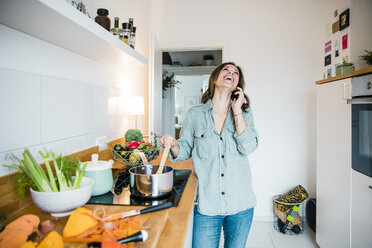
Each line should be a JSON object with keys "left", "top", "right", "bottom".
{"left": 163, "top": 65, "right": 216, "bottom": 75}
{"left": 0, "top": 0, "right": 148, "bottom": 67}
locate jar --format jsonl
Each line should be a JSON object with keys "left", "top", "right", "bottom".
{"left": 95, "top": 8, "right": 110, "bottom": 31}
{"left": 121, "top": 22, "right": 132, "bottom": 45}
{"left": 110, "top": 17, "right": 122, "bottom": 38}
{"left": 130, "top": 26, "right": 136, "bottom": 48}
{"left": 83, "top": 154, "right": 114, "bottom": 196}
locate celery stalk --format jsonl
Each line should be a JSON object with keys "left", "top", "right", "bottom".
{"left": 39, "top": 151, "right": 59, "bottom": 192}
{"left": 25, "top": 149, "right": 49, "bottom": 183}
{"left": 22, "top": 152, "right": 53, "bottom": 192}
{"left": 74, "top": 161, "right": 87, "bottom": 189}
{"left": 51, "top": 152, "right": 69, "bottom": 191}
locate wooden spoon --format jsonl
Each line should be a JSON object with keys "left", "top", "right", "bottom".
{"left": 139, "top": 152, "right": 149, "bottom": 165}
{"left": 156, "top": 136, "right": 173, "bottom": 174}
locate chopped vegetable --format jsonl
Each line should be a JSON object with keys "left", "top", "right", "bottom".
{"left": 63, "top": 208, "right": 98, "bottom": 238}
{"left": 37, "top": 231, "right": 63, "bottom": 248}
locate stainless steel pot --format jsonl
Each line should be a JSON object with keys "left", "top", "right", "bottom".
{"left": 129, "top": 165, "right": 174, "bottom": 198}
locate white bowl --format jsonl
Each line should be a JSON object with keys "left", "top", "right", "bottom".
{"left": 30, "top": 177, "right": 94, "bottom": 217}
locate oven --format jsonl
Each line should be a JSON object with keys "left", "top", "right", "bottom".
{"left": 348, "top": 74, "right": 372, "bottom": 178}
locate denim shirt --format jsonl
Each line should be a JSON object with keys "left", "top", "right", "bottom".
{"left": 170, "top": 99, "right": 258, "bottom": 215}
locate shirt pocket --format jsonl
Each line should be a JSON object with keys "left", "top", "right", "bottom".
{"left": 194, "top": 130, "right": 216, "bottom": 159}
{"left": 226, "top": 126, "right": 239, "bottom": 154}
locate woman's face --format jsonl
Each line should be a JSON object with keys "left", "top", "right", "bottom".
{"left": 215, "top": 64, "right": 240, "bottom": 91}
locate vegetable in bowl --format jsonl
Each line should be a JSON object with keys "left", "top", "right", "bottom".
{"left": 3, "top": 148, "right": 87, "bottom": 199}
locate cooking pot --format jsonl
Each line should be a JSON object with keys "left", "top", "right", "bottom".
{"left": 83, "top": 154, "right": 114, "bottom": 196}
{"left": 129, "top": 165, "right": 173, "bottom": 198}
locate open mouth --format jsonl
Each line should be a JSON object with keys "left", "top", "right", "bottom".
{"left": 223, "top": 75, "right": 234, "bottom": 82}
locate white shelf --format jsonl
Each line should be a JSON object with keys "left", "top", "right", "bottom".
{"left": 0, "top": 0, "right": 147, "bottom": 67}
{"left": 163, "top": 65, "right": 216, "bottom": 75}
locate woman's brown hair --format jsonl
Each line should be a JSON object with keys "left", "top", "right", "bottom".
{"left": 201, "top": 62, "right": 250, "bottom": 112}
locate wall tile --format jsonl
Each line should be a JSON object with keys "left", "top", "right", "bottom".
{"left": 0, "top": 67, "right": 41, "bottom": 152}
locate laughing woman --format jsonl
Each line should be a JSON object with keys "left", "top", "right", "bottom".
{"left": 160, "top": 62, "right": 259, "bottom": 248}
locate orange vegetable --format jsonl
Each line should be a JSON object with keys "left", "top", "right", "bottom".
{"left": 20, "top": 241, "right": 38, "bottom": 248}
{"left": 37, "top": 231, "right": 63, "bottom": 248}
{"left": 0, "top": 214, "right": 40, "bottom": 248}
{"left": 63, "top": 207, "right": 98, "bottom": 238}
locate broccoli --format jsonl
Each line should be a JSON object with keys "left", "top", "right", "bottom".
{"left": 124, "top": 129, "right": 143, "bottom": 143}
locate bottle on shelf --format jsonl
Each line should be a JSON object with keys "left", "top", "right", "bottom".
{"left": 120, "top": 22, "right": 132, "bottom": 45}
{"left": 130, "top": 26, "right": 136, "bottom": 49}
{"left": 110, "top": 17, "right": 122, "bottom": 38}
{"left": 129, "top": 17, "right": 134, "bottom": 26}
{"left": 95, "top": 8, "right": 111, "bottom": 31}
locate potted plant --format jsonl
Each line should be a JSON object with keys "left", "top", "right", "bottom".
{"left": 359, "top": 50, "right": 372, "bottom": 65}
{"left": 336, "top": 61, "right": 355, "bottom": 76}
{"left": 203, "top": 54, "right": 214, "bottom": 66}
{"left": 162, "top": 71, "right": 181, "bottom": 97}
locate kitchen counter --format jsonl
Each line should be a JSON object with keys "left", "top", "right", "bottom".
{"left": 2, "top": 146, "right": 198, "bottom": 248}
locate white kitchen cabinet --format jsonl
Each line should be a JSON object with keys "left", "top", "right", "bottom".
{"left": 316, "top": 79, "right": 352, "bottom": 248}
{"left": 351, "top": 170, "right": 372, "bottom": 248}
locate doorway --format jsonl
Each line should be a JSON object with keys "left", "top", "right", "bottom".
{"left": 161, "top": 49, "right": 223, "bottom": 138}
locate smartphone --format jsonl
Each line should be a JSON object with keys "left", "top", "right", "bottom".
{"left": 231, "top": 89, "right": 239, "bottom": 100}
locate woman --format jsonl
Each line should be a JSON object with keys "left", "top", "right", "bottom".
{"left": 160, "top": 62, "right": 258, "bottom": 248}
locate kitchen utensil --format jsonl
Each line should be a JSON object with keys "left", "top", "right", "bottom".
{"left": 156, "top": 136, "right": 173, "bottom": 174}
{"left": 87, "top": 230, "right": 148, "bottom": 248}
{"left": 139, "top": 151, "right": 149, "bottom": 165}
{"left": 101, "top": 202, "right": 172, "bottom": 222}
{"left": 129, "top": 165, "right": 174, "bottom": 198}
{"left": 83, "top": 154, "right": 114, "bottom": 196}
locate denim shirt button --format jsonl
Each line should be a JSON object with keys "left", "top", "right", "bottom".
{"left": 220, "top": 137, "right": 223, "bottom": 140}
{"left": 221, "top": 192, "right": 225, "bottom": 195}
{"left": 201, "top": 134, "right": 204, "bottom": 138}
{"left": 221, "top": 155, "right": 224, "bottom": 158}
{"left": 221, "top": 173, "right": 224, "bottom": 177}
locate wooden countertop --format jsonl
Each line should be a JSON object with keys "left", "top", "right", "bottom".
{"left": 315, "top": 66, "right": 372, "bottom": 84}
{"left": 1, "top": 146, "right": 197, "bottom": 248}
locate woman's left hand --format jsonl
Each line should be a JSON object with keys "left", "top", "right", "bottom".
{"left": 231, "top": 87, "right": 244, "bottom": 113}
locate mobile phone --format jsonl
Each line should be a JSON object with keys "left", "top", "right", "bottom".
{"left": 231, "top": 89, "right": 239, "bottom": 100}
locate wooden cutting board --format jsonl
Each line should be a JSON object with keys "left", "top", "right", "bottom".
{"left": 16, "top": 204, "right": 169, "bottom": 248}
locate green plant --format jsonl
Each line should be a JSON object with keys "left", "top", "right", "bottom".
{"left": 125, "top": 129, "right": 143, "bottom": 143}
{"left": 359, "top": 50, "right": 372, "bottom": 65}
{"left": 203, "top": 54, "right": 214, "bottom": 60}
{"left": 3, "top": 149, "right": 87, "bottom": 199}
{"left": 162, "top": 71, "right": 181, "bottom": 91}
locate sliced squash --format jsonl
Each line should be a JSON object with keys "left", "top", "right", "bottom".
{"left": 20, "top": 241, "right": 38, "bottom": 248}
{"left": 37, "top": 231, "right": 63, "bottom": 248}
{"left": 63, "top": 207, "right": 98, "bottom": 238}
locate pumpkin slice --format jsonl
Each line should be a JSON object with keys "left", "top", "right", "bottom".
{"left": 37, "top": 231, "right": 63, "bottom": 248}
{"left": 63, "top": 207, "right": 98, "bottom": 238}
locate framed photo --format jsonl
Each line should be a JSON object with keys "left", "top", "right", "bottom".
{"left": 339, "top": 9, "right": 350, "bottom": 31}
{"left": 325, "top": 54, "right": 331, "bottom": 66}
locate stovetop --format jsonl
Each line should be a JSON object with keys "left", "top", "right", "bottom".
{"left": 87, "top": 169, "right": 191, "bottom": 207}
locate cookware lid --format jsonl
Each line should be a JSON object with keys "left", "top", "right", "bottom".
{"left": 83, "top": 154, "right": 113, "bottom": 171}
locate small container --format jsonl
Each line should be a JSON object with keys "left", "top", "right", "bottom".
{"left": 130, "top": 26, "right": 136, "bottom": 48}
{"left": 110, "top": 17, "right": 122, "bottom": 38}
{"left": 95, "top": 8, "right": 111, "bottom": 31}
{"left": 83, "top": 154, "right": 114, "bottom": 196}
{"left": 121, "top": 22, "right": 132, "bottom": 45}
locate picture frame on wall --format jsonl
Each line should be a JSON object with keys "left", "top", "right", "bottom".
{"left": 339, "top": 9, "right": 350, "bottom": 31}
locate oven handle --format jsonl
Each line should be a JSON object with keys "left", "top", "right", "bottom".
{"left": 347, "top": 97, "right": 372, "bottom": 104}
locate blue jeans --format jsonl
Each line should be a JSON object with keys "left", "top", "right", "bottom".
{"left": 192, "top": 205, "right": 254, "bottom": 248}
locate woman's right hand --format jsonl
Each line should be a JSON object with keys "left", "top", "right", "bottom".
{"left": 160, "top": 134, "right": 180, "bottom": 158}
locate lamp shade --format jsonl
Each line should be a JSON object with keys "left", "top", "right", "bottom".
{"left": 126, "top": 96, "right": 144, "bottom": 116}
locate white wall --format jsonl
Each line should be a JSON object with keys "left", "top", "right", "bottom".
{"left": 0, "top": 0, "right": 151, "bottom": 176}
{"left": 151, "top": 0, "right": 324, "bottom": 219}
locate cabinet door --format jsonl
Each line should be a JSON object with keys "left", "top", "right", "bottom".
{"left": 351, "top": 170, "right": 372, "bottom": 248}
{"left": 316, "top": 79, "right": 351, "bottom": 248}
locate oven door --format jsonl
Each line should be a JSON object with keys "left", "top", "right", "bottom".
{"left": 349, "top": 97, "right": 372, "bottom": 177}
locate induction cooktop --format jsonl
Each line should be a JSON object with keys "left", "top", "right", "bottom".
{"left": 87, "top": 169, "right": 191, "bottom": 207}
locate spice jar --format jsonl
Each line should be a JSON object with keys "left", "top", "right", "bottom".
{"left": 121, "top": 22, "right": 132, "bottom": 45}
{"left": 110, "top": 17, "right": 121, "bottom": 38}
{"left": 95, "top": 8, "right": 110, "bottom": 31}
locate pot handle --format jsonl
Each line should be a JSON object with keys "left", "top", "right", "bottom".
{"left": 139, "top": 202, "right": 173, "bottom": 214}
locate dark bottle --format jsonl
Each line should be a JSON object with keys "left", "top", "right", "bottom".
{"left": 121, "top": 22, "right": 132, "bottom": 45}
{"left": 95, "top": 8, "right": 110, "bottom": 31}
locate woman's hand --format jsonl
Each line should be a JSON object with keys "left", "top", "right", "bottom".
{"left": 160, "top": 134, "right": 180, "bottom": 158}
{"left": 231, "top": 86, "right": 244, "bottom": 114}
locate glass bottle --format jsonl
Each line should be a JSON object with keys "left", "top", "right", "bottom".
{"left": 120, "top": 22, "right": 132, "bottom": 45}
{"left": 130, "top": 26, "right": 136, "bottom": 49}
{"left": 110, "top": 17, "right": 121, "bottom": 38}
{"left": 95, "top": 8, "right": 110, "bottom": 31}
